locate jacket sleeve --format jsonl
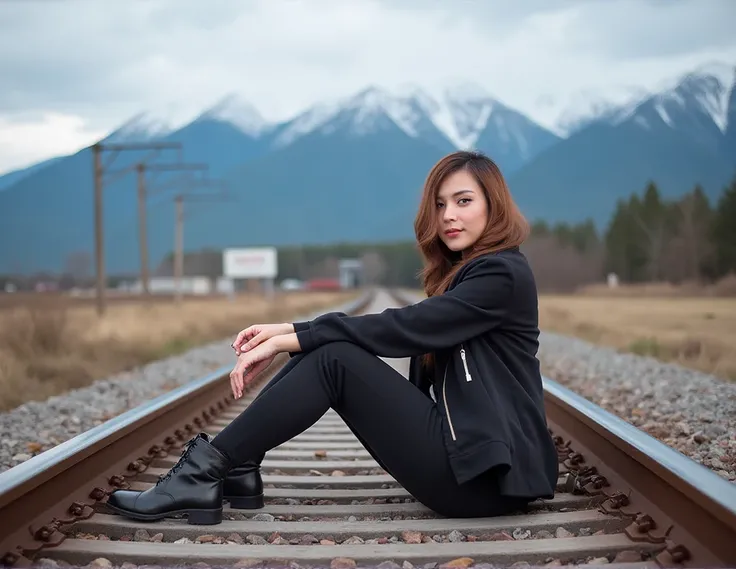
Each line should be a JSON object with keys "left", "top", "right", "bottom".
{"left": 292, "top": 256, "right": 515, "bottom": 357}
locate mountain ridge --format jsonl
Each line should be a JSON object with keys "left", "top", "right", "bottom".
{"left": 0, "top": 61, "right": 734, "bottom": 274}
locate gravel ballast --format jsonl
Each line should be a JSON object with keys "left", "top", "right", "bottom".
{"left": 1, "top": 327, "right": 734, "bottom": 485}
{"left": 538, "top": 330, "right": 736, "bottom": 484}
{"left": 0, "top": 339, "right": 235, "bottom": 472}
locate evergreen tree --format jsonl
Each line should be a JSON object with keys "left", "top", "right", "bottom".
{"left": 605, "top": 198, "right": 641, "bottom": 281}
{"left": 632, "top": 181, "right": 669, "bottom": 280}
{"left": 570, "top": 219, "right": 599, "bottom": 253}
{"left": 530, "top": 220, "right": 550, "bottom": 237}
{"left": 711, "top": 176, "right": 736, "bottom": 276}
{"left": 673, "top": 184, "right": 713, "bottom": 281}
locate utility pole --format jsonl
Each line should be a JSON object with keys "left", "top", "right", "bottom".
{"left": 174, "top": 195, "right": 184, "bottom": 303}
{"left": 93, "top": 145, "right": 103, "bottom": 316}
{"left": 135, "top": 162, "right": 208, "bottom": 296}
{"left": 91, "top": 141, "right": 182, "bottom": 316}
{"left": 171, "top": 182, "right": 232, "bottom": 303}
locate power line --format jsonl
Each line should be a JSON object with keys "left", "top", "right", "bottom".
{"left": 134, "top": 161, "right": 209, "bottom": 295}
{"left": 92, "top": 141, "right": 183, "bottom": 316}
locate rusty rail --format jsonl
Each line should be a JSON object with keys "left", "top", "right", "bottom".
{"left": 544, "top": 379, "right": 736, "bottom": 567}
{"left": 390, "top": 288, "right": 736, "bottom": 567}
{"left": 0, "top": 287, "right": 734, "bottom": 568}
{"left": 0, "top": 289, "right": 375, "bottom": 566}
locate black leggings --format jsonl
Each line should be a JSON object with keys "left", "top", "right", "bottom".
{"left": 212, "top": 341, "right": 524, "bottom": 518}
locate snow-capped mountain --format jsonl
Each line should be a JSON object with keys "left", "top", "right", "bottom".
{"left": 506, "top": 61, "right": 736, "bottom": 230}
{"left": 436, "top": 83, "right": 497, "bottom": 148}
{"left": 272, "top": 86, "right": 452, "bottom": 150}
{"left": 596, "top": 61, "right": 735, "bottom": 155}
{"left": 2, "top": 60, "right": 735, "bottom": 274}
{"left": 549, "top": 86, "right": 650, "bottom": 136}
{"left": 103, "top": 111, "right": 174, "bottom": 143}
{"left": 271, "top": 83, "right": 559, "bottom": 172}
{"left": 196, "top": 93, "right": 272, "bottom": 136}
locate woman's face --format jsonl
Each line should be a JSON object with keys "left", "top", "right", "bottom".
{"left": 436, "top": 169, "right": 489, "bottom": 253}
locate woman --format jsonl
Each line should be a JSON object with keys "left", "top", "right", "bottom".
{"left": 106, "top": 150, "right": 559, "bottom": 525}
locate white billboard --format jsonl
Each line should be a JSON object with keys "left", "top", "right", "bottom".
{"left": 223, "top": 247, "right": 278, "bottom": 279}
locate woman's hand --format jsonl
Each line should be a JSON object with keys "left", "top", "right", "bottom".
{"left": 232, "top": 323, "right": 294, "bottom": 355}
{"left": 230, "top": 338, "right": 278, "bottom": 399}
{"left": 229, "top": 333, "right": 303, "bottom": 399}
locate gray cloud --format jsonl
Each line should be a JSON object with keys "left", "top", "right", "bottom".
{"left": 566, "top": 0, "right": 736, "bottom": 59}
{"left": 1, "top": 0, "right": 733, "bottom": 119}
{"left": 375, "top": 0, "right": 736, "bottom": 58}
{"left": 0, "top": 0, "right": 734, "bottom": 174}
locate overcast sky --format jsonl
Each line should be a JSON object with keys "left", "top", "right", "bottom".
{"left": 1, "top": 0, "right": 734, "bottom": 175}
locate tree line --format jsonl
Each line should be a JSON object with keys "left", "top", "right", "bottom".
{"left": 603, "top": 178, "right": 735, "bottom": 284}
{"left": 7, "top": 175, "right": 735, "bottom": 294}
{"left": 266, "top": 174, "right": 736, "bottom": 291}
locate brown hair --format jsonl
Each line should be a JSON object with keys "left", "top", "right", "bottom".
{"left": 413, "top": 150, "right": 529, "bottom": 367}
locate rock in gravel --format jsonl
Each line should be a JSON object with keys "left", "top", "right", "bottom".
{"left": 512, "top": 528, "right": 531, "bottom": 540}
{"left": 401, "top": 530, "right": 422, "bottom": 544}
{"left": 538, "top": 330, "right": 736, "bottom": 484}
{"left": 439, "top": 558, "right": 474, "bottom": 569}
{"left": 0, "top": 338, "right": 238, "bottom": 472}
{"left": 226, "top": 533, "right": 244, "bottom": 544}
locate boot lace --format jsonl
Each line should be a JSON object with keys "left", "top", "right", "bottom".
{"left": 156, "top": 436, "right": 198, "bottom": 485}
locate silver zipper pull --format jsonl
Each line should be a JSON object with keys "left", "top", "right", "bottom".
{"left": 460, "top": 348, "right": 472, "bottom": 382}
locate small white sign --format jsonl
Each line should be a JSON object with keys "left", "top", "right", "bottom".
{"left": 223, "top": 247, "right": 278, "bottom": 279}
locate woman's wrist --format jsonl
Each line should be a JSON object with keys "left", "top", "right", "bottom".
{"left": 276, "top": 332, "right": 301, "bottom": 353}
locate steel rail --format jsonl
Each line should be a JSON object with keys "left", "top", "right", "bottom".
{"left": 390, "top": 287, "right": 736, "bottom": 567}
{"left": 2, "top": 287, "right": 735, "bottom": 568}
{"left": 544, "top": 379, "right": 736, "bottom": 567}
{"left": 0, "top": 289, "right": 376, "bottom": 565}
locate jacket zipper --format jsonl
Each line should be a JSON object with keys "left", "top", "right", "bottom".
{"left": 460, "top": 344, "right": 473, "bottom": 382}
{"left": 442, "top": 362, "right": 457, "bottom": 441}
{"left": 443, "top": 345, "right": 472, "bottom": 442}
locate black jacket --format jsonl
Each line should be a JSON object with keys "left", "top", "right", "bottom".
{"left": 292, "top": 247, "right": 559, "bottom": 500}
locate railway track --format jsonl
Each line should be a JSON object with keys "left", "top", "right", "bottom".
{"left": 1, "top": 288, "right": 735, "bottom": 568}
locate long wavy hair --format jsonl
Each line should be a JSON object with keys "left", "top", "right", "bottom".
{"left": 414, "top": 150, "right": 529, "bottom": 368}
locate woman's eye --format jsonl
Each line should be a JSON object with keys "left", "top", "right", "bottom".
{"left": 458, "top": 198, "right": 471, "bottom": 205}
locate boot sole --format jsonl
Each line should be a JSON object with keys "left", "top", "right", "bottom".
{"left": 106, "top": 502, "right": 223, "bottom": 525}
{"left": 224, "top": 493, "right": 264, "bottom": 509}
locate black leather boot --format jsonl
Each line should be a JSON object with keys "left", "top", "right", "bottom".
{"left": 106, "top": 433, "right": 231, "bottom": 525}
{"left": 223, "top": 460, "right": 264, "bottom": 509}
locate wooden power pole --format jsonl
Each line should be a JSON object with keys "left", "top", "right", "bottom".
{"left": 91, "top": 141, "right": 182, "bottom": 316}
{"left": 134, "top": 162, "right": 208, "bottom": 296}
{"left": 174, "top": 195, "right": 184, "bottom": 303}
{"left": 171, "top": 183, "right": 232, "bottom": 303}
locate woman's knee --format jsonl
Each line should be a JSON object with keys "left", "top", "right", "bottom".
{"left": 311, "top": 341, "right": 373, "bottom": 362}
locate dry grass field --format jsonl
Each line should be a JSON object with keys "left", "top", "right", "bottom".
{"left": 538, "top": 293, "right": 736, "bottom": 381}
{"left": 402, "top": 280, "right": 736, "bottom": 381}
{"left": 0, "top": 290, "right": 357, "bottom": 411}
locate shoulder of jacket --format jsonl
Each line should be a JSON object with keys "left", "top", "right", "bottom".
{"left": 463, "top": 250, "right": 516, "bottom": 275}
